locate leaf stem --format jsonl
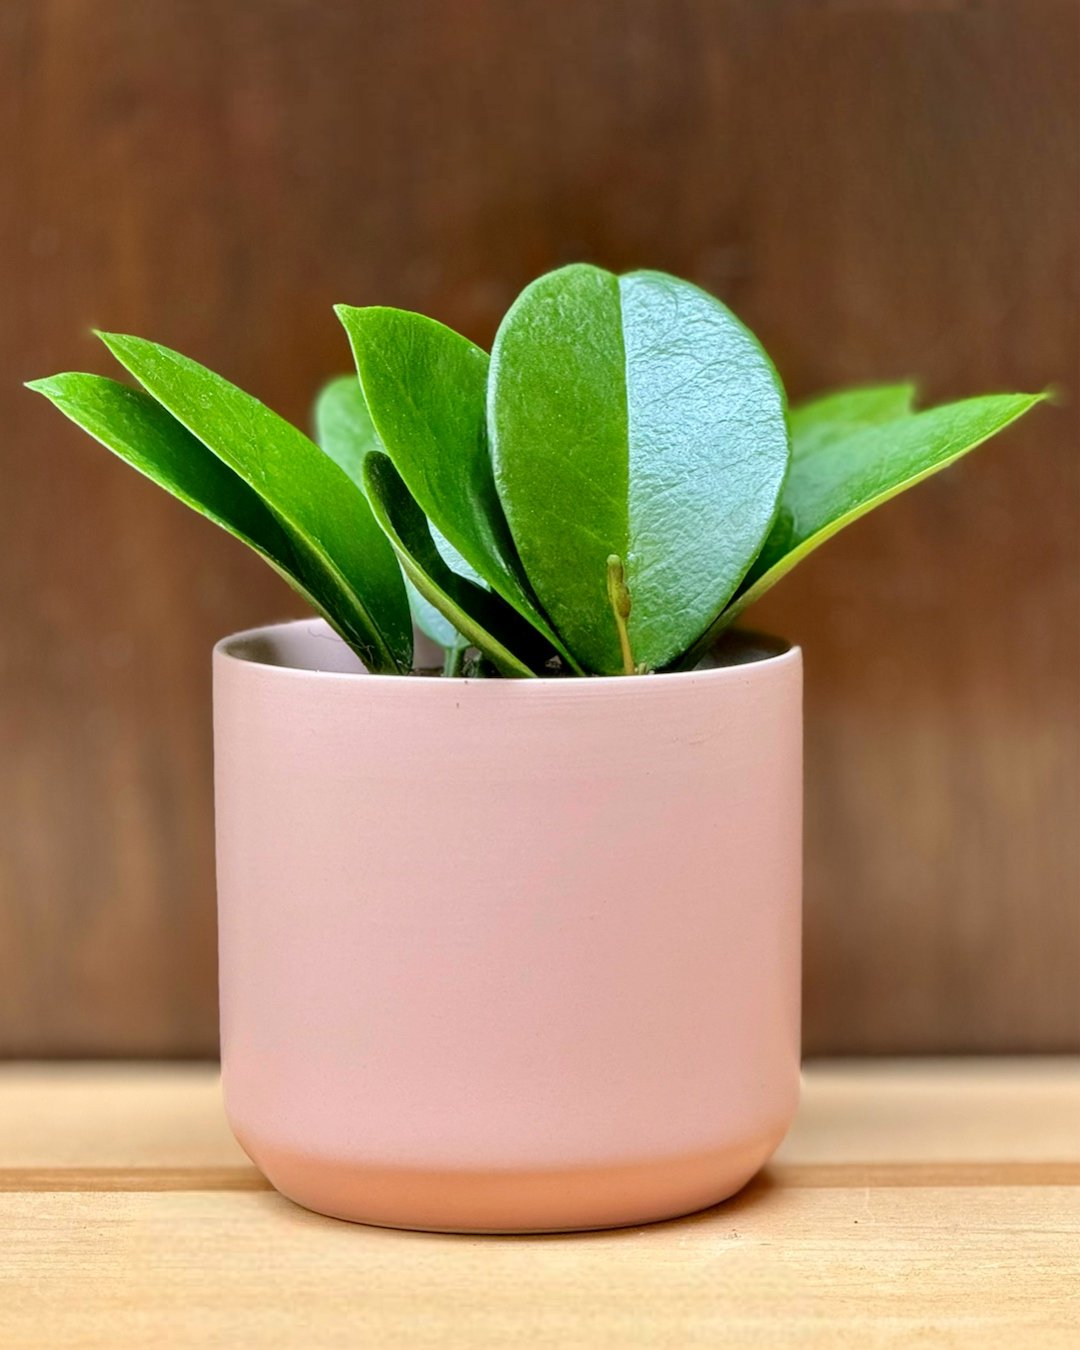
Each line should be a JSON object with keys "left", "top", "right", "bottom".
{"left": 442, "top": 645, "right": 464, "bottom": 678}
{"left": 606, "top": 555, "right": 636, "bottom": 676}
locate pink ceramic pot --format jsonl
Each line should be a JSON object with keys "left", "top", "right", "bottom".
{"left": 214, "top": 618, "right": 802, "bottom": 1233}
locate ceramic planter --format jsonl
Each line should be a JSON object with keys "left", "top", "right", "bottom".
{"left": 213, "top": 618, "right": 802, "bottom": 1233}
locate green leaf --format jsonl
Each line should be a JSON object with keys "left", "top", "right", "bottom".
{"left": 313, "top": 373, "right": 379, "bottom": 487}
{"left": 314, "top": 372, "right": 474, "bottom": 652}
{"left": 26, "top": 372, "right": 332, "bottom": 615}
{"left": 789, "top": 383, "right": 917, "bottom": 459}
{"left": 403, "top": 580, "right": 464, "bottom": 652}
{"left": 487, "top": 264, "right": 789, "bottom": 674}
{"left": 362, "top": 453, "right": 552, "bottom": 678}
{"left": 718, "top": 390, "right": 1046, "bottom": 630}
{"left": 97, "top": 333, "right": 412, "bottom": 674}
{"left": 335, "top": 305, "right": 581, "bottom": 672}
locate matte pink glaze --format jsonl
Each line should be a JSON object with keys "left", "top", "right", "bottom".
{"left": 213, "top": 619, "right": 802, "bottom": 1233}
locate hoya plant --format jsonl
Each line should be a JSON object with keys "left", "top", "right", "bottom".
{"left": 29, "top": 264, "right": 1042, "bottom": 678}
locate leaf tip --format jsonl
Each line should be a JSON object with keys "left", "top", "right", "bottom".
{"left": 93, "top": 329, "right": 128, "bottom": 358}
{"left": 24, "top": 373, "right": 81, "bottom": 405}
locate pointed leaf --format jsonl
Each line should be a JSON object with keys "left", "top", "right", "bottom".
{"left": 314, "top": 372, "right": 474, "bottom": 651}
{"left": 790, "top": 383, "right": 917, "bottom": 459}
{"left": 26, "top": 373, "right": 342, "bottom": 621}
{"left": 97, "top": 333, "right": 411, "bottom": 673}
{"left": 717, "top": 391, "right": 1046, "bottom": 631}
{"left": 363, "top": 453, "right": 554, "bottom": 678}
{"left": 335, "top": 305, "right": 580, "bottom": 671}
{"left": 402, "top": 579, "right": 465, "bottom": 652}
{"left": 488, "top": 265, "right": 789, "bottom": 674}
{"left": 313, "top": 373, "right": 379, "bottom": 487}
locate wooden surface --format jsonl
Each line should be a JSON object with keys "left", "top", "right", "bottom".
{"left": 0, "top": 1060, "right": 1077, "bottom": 1348}
{"left": 1, "top": 1, "right": 1077, "bottom": 1056}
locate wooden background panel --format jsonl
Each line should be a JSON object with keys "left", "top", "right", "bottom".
{"left": 0, "top": 0, "right": 1076, "bottom": 1056}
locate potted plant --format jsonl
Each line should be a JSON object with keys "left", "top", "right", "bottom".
{"left": 29, "top": 265, "right": 1041, "bottom": 1233}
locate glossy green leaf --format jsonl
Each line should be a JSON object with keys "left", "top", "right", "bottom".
{"left": 97, "top": 333, "right": 412, "bottom": 674}
{"left": 335, "top": 305, "right": 580, "bottom": 672}
{"left": 314, "top": 372, "right": 475, "bottom": 652}
{"left": 314, "top": 374, "right": 482, "bottom": 598}
{"left": 25, "top": 372, "right": 334, "bottom": 615}
{"left": 789, "top": 383, "right": 917, "bottom": 458}
{"left": 332, "top": 309, "right": 503, "bottom": 578}
{"left": 362, "top": 453, "right": 552, "bottom": 678}
{"left": 716, "top": 391, "right": 1046, "bottom": 633}
{"left": 487, "top": 264, "right": 789, "bottom": 674}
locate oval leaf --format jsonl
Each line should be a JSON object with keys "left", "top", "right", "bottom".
{"left": 488, "top": 265, "right": 789, "bottom": 674}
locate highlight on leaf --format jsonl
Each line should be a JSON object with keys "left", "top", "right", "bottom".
{"left": 29, "top": 267, "right": 1044, "bottom": 678}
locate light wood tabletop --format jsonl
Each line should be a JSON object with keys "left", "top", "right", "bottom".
{"left": 1, "top": 1059, "right": 1077, "bottom": 1348}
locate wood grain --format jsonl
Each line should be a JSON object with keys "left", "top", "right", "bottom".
{"left": 0, "top": 1061, "right": 1076, "bottom": 1348}
{"left": 0, "top": 1, "right": 1076, "bottom": 1055}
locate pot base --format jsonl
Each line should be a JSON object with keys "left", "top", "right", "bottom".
{"left": 237, "top": 1128, "right": 787, "bottom": 1234}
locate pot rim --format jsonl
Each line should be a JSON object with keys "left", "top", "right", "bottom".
{"left": 214, "top": 617, "right": 800, "bottom": 694}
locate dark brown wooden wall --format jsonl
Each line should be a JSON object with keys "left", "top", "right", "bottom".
{"left": 1, "top": 0, "right": 1077, "bottom": 1057}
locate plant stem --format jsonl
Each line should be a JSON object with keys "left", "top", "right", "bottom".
{"left": 606, "top": 554, "right": 636, "bottom": 676}
{"left": 442, "top": 645, "right": 464, "bottom": 678}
